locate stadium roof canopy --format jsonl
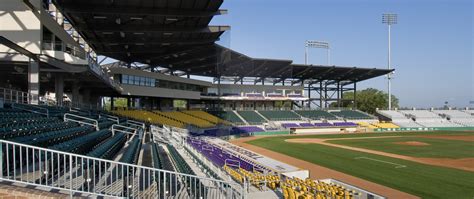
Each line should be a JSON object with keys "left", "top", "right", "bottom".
{"left": 53, "top": 0, "right": 228, "bottom": 66}
{"left": 53, "top": 0, "right": 393, "bottom": 83}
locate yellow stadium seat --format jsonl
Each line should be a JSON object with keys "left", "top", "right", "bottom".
{"left": 183, "top": 110, "right": 232, "bottom": 125}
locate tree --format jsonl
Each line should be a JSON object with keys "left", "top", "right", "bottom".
{"left": 330, "top": 88, "right": 399, "bottom": 114}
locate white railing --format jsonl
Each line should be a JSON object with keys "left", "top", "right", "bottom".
{"left": 111, "top": 124, "right": 137, "bottom": 137}
{"left": 0, "top": 87, "right": 36, "bottom": 105}
{"left": 0, "top": 139, "right": 245, "bottom": 198}
{"left": 127, "top": 120, "right": 146, "bottom": 130}
{"left": 64, "top": 113, "right": 99, "bottom": 131}
{"left": 99, "top": 114, "right": 119, "bottom": 124}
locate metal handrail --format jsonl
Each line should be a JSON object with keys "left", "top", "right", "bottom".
{"left": 99, "top": 114, "right": 119, "bottom": 124}
{"left": 111, "top": 124, "right": 137, "bottom": 136}
{"left": 127, "top": 120, "right": 145, "bottom": 130}
{"left": 64, "top": 113, "right": 99, "bottom": 131}
{"left": 0, "top": 139, "right": 245, "bottom": 198}
{"left": 0, "top": 87, "right": 36, "bottom": 105}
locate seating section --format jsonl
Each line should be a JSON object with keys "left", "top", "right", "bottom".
{"left": 329, "top": 110, "right": 372, "bottom": 119}
{"left": 12, "top": 125, "right": 93, "bottom": 147}
{"left": 399, "top": 110, "right": 463, "bottom": 127}
{"left": 282, "top": 178, "right": 359, "bottom": 199}
{"left": 357, "top": 122, "right": 376, "bottom": 129}
{"left": 299, "top": 123, "right": 315, "bottom": 127}
{"left": 49, "top": 129, "right": 111, "bottom": 154}
{"left": 314, "top": 122, "right": 334, "bottom": 127}
{"left": 1, "top": 120, "right": 77, "bottom": 139}
{"left": 258, "top": 110, "right": 301, "bottom": 121}
{"left": 237, "top": 111, "right": 267, "bottom": 124}
{"left": 208, "top": 111, "right": 245, "bottom": 124}
{"left": 281, "top": 123, "right": 300, "bottom": 128}
{"left": 112, "top": 110, "right": 185, "bottom": 128}
{"left": 377, "top": 110, "right": 423, "bottom": 128}
{"left": 182, "top": 110, "right": 231, "bottom": 125}
{"left": 371, "top": 122, "right": 400, "bottom": 128}
{"left": 294, "top": 110, "right": 337, "bottom": 120}
{"left": 187, "top": 138, "right": 277, "bottom": 190}
{"left": 119, "top": 136, "right": 141, "bottom": 164}
{"left": 233, "top": 126, "right": 264, "bottom": 133}
{"left": 87, "top": 132, "right": 126, "bottom": 160}
{"left": 166, "top": 144, "right": 206, "bottom": 198}
{"left": 183, "top": 146, "right": 221, "bottom": 180}
{"left": 332, "top": 122, "right": 357, "bottom": 127}
{"left": 157, "top": 111, "right": 215, "bottom": 128}
{"left": 152, "top": 143, "right": 175, "bottom": 171}
{"left": 433, "top": 110, "right": 474, "bottom": 127}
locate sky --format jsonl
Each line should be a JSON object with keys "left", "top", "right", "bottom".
{"left": 210, "top": 0, "right": 473, "bottom": 108}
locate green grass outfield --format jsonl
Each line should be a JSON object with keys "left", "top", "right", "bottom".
{"left": 247, "top": 131, "right": 474, "bottom": 199}
{"left": 327, "top": 136, "right": 474, "bottom": 158}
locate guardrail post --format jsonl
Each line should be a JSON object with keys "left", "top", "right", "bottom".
{"left": 69, "top": 154, "right": 73, "bottom": 198}
{"left": 0, "top": 142, "right": 3, "bottom": 178}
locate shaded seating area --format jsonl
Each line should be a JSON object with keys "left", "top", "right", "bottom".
{"left": 183, "top": 110, "right": 231, "bottom": 125}
{"left": 258, "top": 110, "right": 301, "bottom": 121}
{"left": 208, "top": 110, "right": 245, "bottom": 124}
{"left": 237, "top": 111, "right": 266, "bottom": 124}
{"left": 294, "top": 110, "right": 338, "bottom": 120}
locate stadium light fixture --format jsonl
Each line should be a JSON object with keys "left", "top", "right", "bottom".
{"left": 382, "top": 13, "right": 397, "bottom": 110}
{"left": 305, "top": 40, "right": 330, "bottom": 65}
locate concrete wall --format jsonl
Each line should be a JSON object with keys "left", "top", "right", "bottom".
{"left": 0, "top": 0, "right": 42, "bottom": 54}
{"left": 0, "top": 0, "right": 86, "bottom": 64}
{"left": 120, "top": 84, "right": 201, "bottom": 100}
{"left": 110, "top": 67, "right": 212, "bottom": 87}
{"left": 208, "top": 84, "right": 304, "bottom": 95}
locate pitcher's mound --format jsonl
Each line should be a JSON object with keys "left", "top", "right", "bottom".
{"left": 394, "top": 141, "right": 430, "bottom": 146}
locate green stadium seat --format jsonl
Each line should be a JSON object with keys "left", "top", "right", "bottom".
{"left": 236, "top": 111, "right": 267, "bottom": 124}
{"left": 294, "top": 110, "right": 338, "bottom": 120}
{"left": 258, "top": 110, "right": 301, "bottom": 121}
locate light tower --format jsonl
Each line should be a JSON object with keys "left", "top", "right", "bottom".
{"left": 305, "top": 40, "right": 330, "bottom": 65}
{"left": 382, "top": 13, "right": 397, "bottom": 110}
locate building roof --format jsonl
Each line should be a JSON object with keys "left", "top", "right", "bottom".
{"left": 53, "top": 0, "right": 392, "bottom": 83}
{"left": 53, "top": 0, "right": 228, "bottom": 66}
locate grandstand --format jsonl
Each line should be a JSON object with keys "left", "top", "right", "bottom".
{"left": 0, "top": 0, "right": 472, "bottom": 198}
{"left": 377, "top": 109, "right": 473, "bottom": 128}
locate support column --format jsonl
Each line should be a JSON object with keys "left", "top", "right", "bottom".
{"left": 28, "top": 60, "right": 40, "bottom": 105}
{"left": 110, "top": 97, "right": 115, "bottom": 110}
{"left": 217, "top": 77, "right": 221, "bottom": 96}
{"left": 319, "top": 81, "right": 323, "bottom": 108}
{"left": 72, "top": 81, "right": 80, "bottom": 106}
{"left": 353, "top": 82, "right": 357, "bottom": 109}
{"left": 83, "top": 89, "right": 91, "bottom": 105}
{"left": 307, "top": 83, "right": 312, "bottom": 108}
{"left": 324, "top": 83, "right": 328, "bottom": 108}
{"left": 55, "top": 74, "right": 64, "bottom": 106}
{"left": 127, "top": 97, "right": 131, "bottom": 108}
{"left": 337, "top": 82, "right": 341, "bottom": 107}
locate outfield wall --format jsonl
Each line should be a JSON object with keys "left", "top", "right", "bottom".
{"left": 251, "top": 131, "right": 290, "bottom": 136}
{"left": 374, "top": 127, "right": 474, "bottom": 132}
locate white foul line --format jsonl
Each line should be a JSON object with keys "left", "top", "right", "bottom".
{"left": 354, "top": 156, "right": 407, "bottom": 168}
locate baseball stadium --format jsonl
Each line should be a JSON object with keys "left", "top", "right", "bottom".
{"left": 0, "top": 0, "right": 473, "bottom": 198}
